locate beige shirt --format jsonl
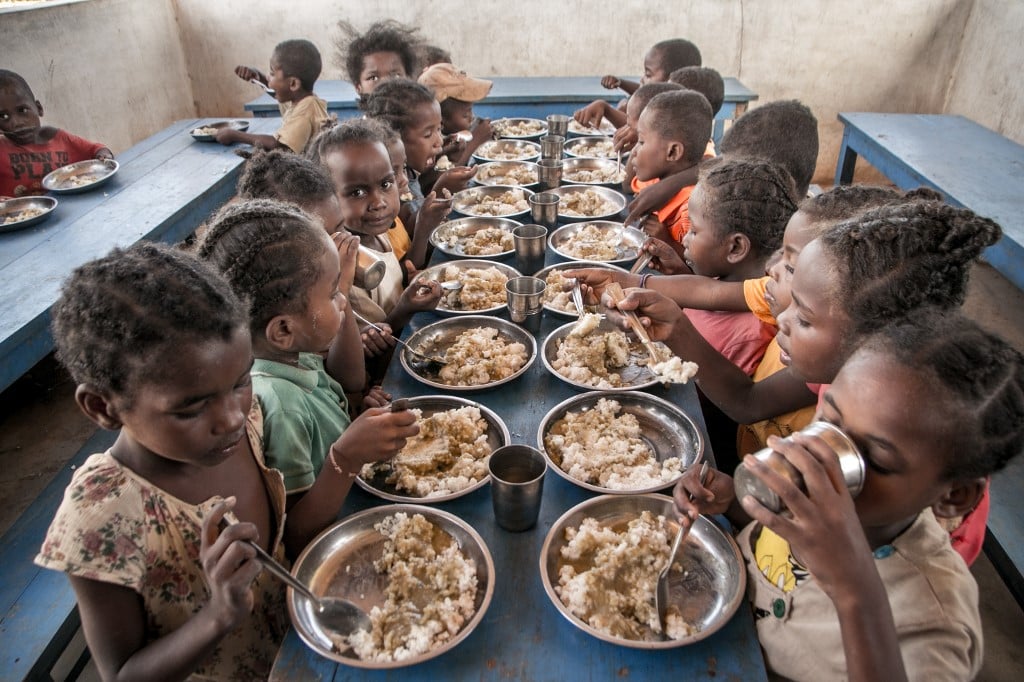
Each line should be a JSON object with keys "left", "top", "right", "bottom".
{"left": 275, "top": 95, "right": 329, "bottom": 153}
{"left": 740, "top": 509, "right": 982, "bottom": 681}
{"left": 348, "top": 234, "right": 404, "bottom": 323}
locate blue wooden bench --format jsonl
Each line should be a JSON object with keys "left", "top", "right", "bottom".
{"left": 985, "top": 456, "right": 1024, "bottom": 609}
{"left": 244, "top": 76, "right": 759, "bottom": 146}
{"left": 835, "top": 113, "right": 1024, "bottom": 291}
{"left": 0, "top": 428, "right": 117, "bottom": 681}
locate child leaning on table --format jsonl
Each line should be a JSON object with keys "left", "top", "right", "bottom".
{"left": 221, "top": 39, "right": 330, "bottom": 153}
{"left": 418, "top": 62, "right": 494, "bottom": 168}
{"left": 0, "top": 69, "right": 112, "bottom": 198}
{"left": 672, "top": 309, "right": 1024, "bottom": 681}
{"left": 35, "top": 242, "right": 325, "bottom": 679}
{"left": 197, "top": 199, "right": 418, "bottom": 541}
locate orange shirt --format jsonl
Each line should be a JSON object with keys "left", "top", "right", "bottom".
{"left": 630, "top": 176, "right": 694, "bottom": 243}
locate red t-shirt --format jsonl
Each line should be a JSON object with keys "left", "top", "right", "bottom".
{"left": 1, "top": 130, "right": 107, "bottom": 197}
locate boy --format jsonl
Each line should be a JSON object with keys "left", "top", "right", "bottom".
{"left": 418, "top": 62, "right": 493, "bottom": 167}
{"left": 222, "top": 39, "right": 330, "bottom": 154}
{"left": 627, "top": 88, "right": 712, "bottom": 256}
{"left": 0, "top": 70, "right": 112, "bottom": 198}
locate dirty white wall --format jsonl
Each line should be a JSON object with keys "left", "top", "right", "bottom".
{"left": 0, "top": 0, "right": 194, "bottom": 153}
{"left": 944, "top": 0, "right": 1024, "bottom": 146}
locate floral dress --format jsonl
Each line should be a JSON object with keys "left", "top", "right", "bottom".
{"left": 35, "top": 402, "right": 289, "bottom": 681}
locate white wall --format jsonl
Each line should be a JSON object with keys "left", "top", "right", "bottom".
{"left": 0, "top": 0, "right": 194, "bottom": 154}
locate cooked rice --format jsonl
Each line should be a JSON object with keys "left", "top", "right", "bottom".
{"left": 437, "top": 327, "right": 528, "bottom": 386}
{"left": 437, "top": 265, "right": 509, "bottom": 310}
{"left": 559, "top": 190, "right": 618, "bottom": 218}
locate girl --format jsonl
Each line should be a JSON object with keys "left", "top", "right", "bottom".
{"left": 198, "top": 199, "right": 419, "bottom": 547}
{"left": 335, "top": 19, "right": 421, "bottom": 98}
{"left": 673, "top": 309, "right": 1024, "bottom": 680}
{"left": 236, "top": 148, "right": 346, "bottom": 235}
{"left": 35, "top": 243, "right": 316, "bottom": 679}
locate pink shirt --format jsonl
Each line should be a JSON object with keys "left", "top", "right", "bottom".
{"left": 685, "top": 309, "right": 775, "bottom": 376}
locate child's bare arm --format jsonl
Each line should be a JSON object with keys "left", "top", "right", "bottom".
{"left": 625, "top": 166, "right": 701, "bottom": 225}
{"left": 387, "top": 279, "right": 441, "bottom": 330}
{"left": 431, "top": 166, "right": 477, "bottom": 196}
{"left": 573, "top": 100, "right": 627, "bottom": 130}
{"left": 213, "top": 128, "right": 287, "bottom": 151}
{"left": 234, "top": 65, "right": 267, "bottom": 85}
{"left": 646, "top": 271, "right": 750, "bottom": 312}
{"left": 452, "top": 118, "right": 493, "bottom": 166}
{"left": 325, "top": 235, "right": 365, "bottom": 392}
{"left": 601, "top": 75, "right": 640, "bottom": 96}
{"left": 406, "top": 189, "right": 452, "bottom": 269}
{"left": 71, "top": 502, "right": 262, "bottom": 680}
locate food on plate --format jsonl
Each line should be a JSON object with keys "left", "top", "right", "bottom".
{"left": 336, "top": 513, "right": 478, "bottom": 661}
{"left": 434, "top": 155, "right": 453, "bottom": 171}
{"left": 551, "top": 314, "right": 632, "bottom": 388}
{"left": 435, "top": 327, "right": 528, "bottom": 386}
{"left": 435, "top": 265, "right": 509, "bottom": 310}
{"left": 360, "top": 406, "right": 491, "bottom": 497}
{"left": 563, "top": 165, "right": 625, "bottom": 185}
{"left": 475, "top": 141, "right": 537, "bottom": 161}
{"left": 567, "top": 119, "right": 616, "bottom": 136}
{"left": 556, "top": 510, "right": 697, "bottom": 639}
{"left": 455, "top": 188, "right": 529, "bottom": 217}
{"left": 543, "top": 397, "right": 682, "bottom": 489}
{"left": 60, "top": 174, "right": 100, "bottom": 189}
{"left": 1, "top": 207, "right": 45, "bottom": 225}
{"left": 435, "top": 221, "right": 514, "bottom": 255}
{"left": 559, "top": 223, "right": 622, "bottom": 260}
{"left": 542, "top": 269, "right": 578, "bottom": 313}
{"left": 192, "top": 126, "right": 219, "bottom": 135}
{"left": 568, "top": 137, "right": 617, "bottom": 158}
{"left": 493, "top": 118, "right": 545, "bottom": 137}
{"left": 476, "top": 164, "right": 538, "bottom": 186}
{"left": 558, "top": 190, "right": 619, "bottom": 218}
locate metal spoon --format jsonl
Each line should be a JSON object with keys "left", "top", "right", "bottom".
{"left": 655, "top": 461, "right": 709, "bottom": 638}
{"left": 570, "top": 278, "right": 586, "bottom": 317}
{"left": 440, "top": 280, "right": 464, "bottom": 293}
{"left": 250, "top": 78, "right": 275, "bottom": 96}
{"left": 352, "top": 311, "right": 448, "bottom": 370}
{"left": 604, "top": 282, "right": 663, "bottom": 364}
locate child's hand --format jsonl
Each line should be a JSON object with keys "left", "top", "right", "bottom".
{"left": 612, "top": 125, "right": 637, "bottom": 153}
{"left": 214, "top": 128, "right": 243, "bottom": 146}
{"left": 433, "top": 166, "right": 477, "bottom": 195}
{"left": 562, "top": 267, "right": 636, "bottom": 302}
{"left": 95, "top": 148, "right": 114, "bottom": 161}
{"left": 400, "top": 279, "right": 442, "bottom": 312}
{"left": 200, "top": 499, "right": 261, "bottom": 630}
{"left": 640, "top": 215, "right": 674, "bottom": 245}
{"left": 362, "top": 385, "right": 392, "bottom": 410}
{"left": 331, "top": 406, "right": 420, "bottom": 466}
{"left": 470, "top": 118, "right": 493, "bottom": 145}
{"left": 673, "top": 466, "right": 734, "bottom": 521}
{"left": 739, "top": 433, "right": 875, "bottom": 601}
{"left": 360, "top": 322, "right": 396, "bottom": 357}
{"left": 601, "top": 75, "right": 622, "bottom": 90}
{"left": 601, "top": 287, "right": 683, "bottom": 342}
{"left": 441, "top": 135, "right": 466, "bottom": 158}
{"left": 331, "top": 232, "right": 360, "bottom": 293}
{"left": 642, "top": 236, "right": 689, "bottom": 275}
{"left": 234, "top": 65, "right": 265, "bottom": 84}
{"left": 573, "top": 101, "right": 608, "bottom": 129}
{"left": 419, "top": 189, "right": 453, "bottom": 228}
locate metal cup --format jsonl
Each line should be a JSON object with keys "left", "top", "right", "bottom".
{"left": 488, "top": 445, "right": 547, "bottom": 531}
{"left": 513, "top": 224, "right": 548, "bottom": 275}
{"left": 733, "top": 421, "right": 865, "bottom": 514}
{"left": 529, "top": 192, "right": 560, "bottom": 229}
{"left": 537, "top": 158, "right": 563, "bottom": 190}
{"left": 539, "top": 134, "right": 565, "bottom": 160}
{"left": 353, "top": 244, "right": 387, "bottom": 290}
{"left": 546, "top": 114, "right": 570, "bottom": 138}
{"left": 505, "top": 276, "right": 546, "bottom": 334}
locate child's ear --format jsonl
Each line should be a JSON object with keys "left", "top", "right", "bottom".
{"left": 932, "top": 478, "right": 986, "bottom": 519}
{"left": 288, "top": 76, "right": 302, "bottom": 94}
{"left": 724, "top": 233, "right": 752, "bottom": 263}
{"left": 665, "top": 141, "right": 684, "bottom": 162}
{"left": 35, "top": 100, "right": 44, "bottom": 117}
{"left": 74, "top": 384, "right": 122, "bottom": 430}
{"left": 265, "top": 314, "right": 297, "bottom": 351}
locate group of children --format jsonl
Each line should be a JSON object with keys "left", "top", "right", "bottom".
{"left": 3, "top": 19, "right": 1020, "bottom": 682}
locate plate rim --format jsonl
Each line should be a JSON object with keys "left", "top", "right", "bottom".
{"left": 428, "top": 215, "right": 524, "bottom": 258}
{"left": 0, "top": 195, "right": 58, "bottom": 232}
{"left": 41, "top": 158, "right": 119, "bottom": 194}
{"left": 540, "top": 319, "right": 661, "bottom": 392}
{"left": 411, "top": 259, "right": 522, "bottom": 314}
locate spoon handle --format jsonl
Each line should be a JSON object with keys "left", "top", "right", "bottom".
{"left": 219, "top": 517, "right": 320, "bottom": 604}
{"left": 352, "top": 311, "right": 447, "bottom": 366}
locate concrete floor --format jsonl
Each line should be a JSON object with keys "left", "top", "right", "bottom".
{"left": 2, "top": 263, "right": 1023, "bottom": 680}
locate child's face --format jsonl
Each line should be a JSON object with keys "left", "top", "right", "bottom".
{"left": 821, "top": 347, "right": 958, "bottom": 536}
{"left": 385, "top": 137, "right": 411, "bottom": 197}
{"left": 441, "top": 99, "right": 474, "bottom": 134}
{"left": 304, "top": 194, "right": 346, "bottom": 234}
{"left": 681, "top": 185, "right": 730, "bottom": 277}
{"left": 624, "top": 95, "right": 643, "bottom": 130}
{"left": 267, "top": 56, "right": 293, "bottom": 102}
{"left": 775, "top": 239, "right": 852, "bottom": 383}
{"left": 289, "top": 233, "right": 346, "bottom": 353}
{"left": 402, "top": 100, "right": 444, "bottom": 173}
{"left": 640, "top": 48, "right": 669, "bottom": 86}
{"left": 632, "top": 108, "right": 675, "bottom": 183}
{"left": 323, "top": 141, "right": 399, "bottom": 236}
{"left": 765, "top": 210, "right": 817, "bottom": 319}
{"left": 0, "top": 85, "right": 43, "bottom": 144}
{"left": 113, "top": 327, "right": 255, "bottom": 468}
{"left": 356, "top": 51, "right": 407, "bottom": 95}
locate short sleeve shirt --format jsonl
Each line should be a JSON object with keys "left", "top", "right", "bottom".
{"left": 1, "top": 130, "right": 107, "bottom": 197}
{"left": 276, "top": 96, "right": 330, "bottom": 153}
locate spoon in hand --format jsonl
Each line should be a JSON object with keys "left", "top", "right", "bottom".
{"left": 655, "top": 460, "right": 709, "bottom": 638}
{"left": 351, "top": 310, "right": 448, "bottom": 370}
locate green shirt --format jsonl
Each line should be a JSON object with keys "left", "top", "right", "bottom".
{"left": 251, "top": 353, "right": 351, "bottom": 492}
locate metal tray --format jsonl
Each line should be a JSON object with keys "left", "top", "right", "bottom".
{"left": 472, "top": 139, "right": 541, "bottom": 163}
{"left": 0, "top": 196, "right": 58, "bottom": 233}
{"left": 190, "top": 119, "right": 250, "bottom": 142}
{"left": 561, "top": 157, "right": 626, "bottom": 188}
{"left": 291, "top": 505, "right": 495, "bottom": 668}
{"left": 549, "top": 221, "right": 644, "bottom": 266}
{"left": 472, "top": 160, "right": 540, "bottom": 189}
{"left": 429, "top": 216, "right": 522, "bottom": 259}
{"left": 547, "top": 184, "right": 626, "bottom": 222}
{"left": 567, "top": 119, "right": 616, "bottom": 137}
{"left": 492, "top": 117, "right": 548, "bottom": 140}
{"left": 541, "top": 318, "right": 664, "bottom": 391}
{"left": 540, "top": 493, "right": 745, "bottom": 648}
{"left": 355, "top": 395, "right": 510, "bottom": 503}
{"left": 564, "top": 136, "right": 620, "bottom": 159}
{"left": 450, "top": 185, "right": 534, "bottom": 220}
{"left": 41, "top": 159, "right": 119, "bottom": 194}
{"left": 535, "top": 260, "right": 628, "bottom": 318}
{"left": 411, "top": 259, "right": 521, "bottom": 315}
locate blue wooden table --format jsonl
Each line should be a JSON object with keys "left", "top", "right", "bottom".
{"left": 245, "top": 76, "right": 758, "bottom": 145}
{"left": 834, "top": 113, "right": 1024, "bottom": 290}
{"left": 0, "top": 117, "right": 280, "bottom": 393}
{"left": 269, "top": 246, "right": 768, "bottom": 681}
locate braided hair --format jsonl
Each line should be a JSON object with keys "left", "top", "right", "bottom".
{"left": 335, "top": 20, "right": 421, "bottom": 86}
{"left": 800, "top": 185, "right": 943, "bottom": 226}
{"left": 857, "top": 308, "right": 1024, "bottom": 479}
{"left": 358, "top": 78, "right": 436, "bottom": 135}
{"left": 196, "top": 199, "right": 328, "bottom": 338}
{"left": 720, "top": 100, "right": 818, "bottom": 197}
{"left": 52, "top": 242, "right": 247, "bottom": 401}
{"left": 305, "top": 117, "right": 389, "bottom": 167}
{"left": 695, "top": 156, "right": 800, "bottom": 256}
{"left": 236, "top": 149, "right": 335, "bottom": 207}
{"left": 820, "top": 200, "right": 1002, "bottom": 335}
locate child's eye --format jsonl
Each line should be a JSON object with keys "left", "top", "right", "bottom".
{"left": 796, "top": 316, "right": 811, "bottom": 328}
{"left": 382, "top": 179, "right": 394, "bottom": 189}
{"left": 174, "top": 406, "right": 205, "bottom": 420}
{"left": 784, "top": 264, "right": 795, "bottom": 275}
{"left": 349, "top": 188, "right": 367, "bottom": 198}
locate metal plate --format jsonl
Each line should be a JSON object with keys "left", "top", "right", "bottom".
{"left": 411, "top": 260, "right": 522, "bottom": 315}
{"left": 561, "top": 157, "right": 626, "bottom": 188}
{"left": 541, "top": 319, "right": 663, "bottom": 391}
{"left": 564, "top": 136, "right": 620, "bottom": 159}
{"left": 537, "top": 390, "right": 703, "bottom": 494}
{"left": 549, "top": 221, "right": 644, "bottom": 266}
{"left": 401, "top": 316, "right": 537, "bottom": 391}
{"left": 190, "top": 119, "right": 250, "bottom": 142}
{"left": 535, "top": 260, "right": 627, "bottom": 318}
{"left": 0, "top": 196, "right": 58, "bottom": 233}
{"left": 547, "top": 185, "right": 626, "bottom": 222}
{"left": 492, "top": 117, "right": 548, "bottom": 140}
{"left": 539, "top": 494, "right": 745, "bottom": 648}
{"left": 472, "top": 139, "right": 541, "bottom": 163}
{"left": 450, "top": 186, "right": 534, "bottom": 220}
{"left": 472, "top": 161, "right": 540, "bottom": 189}
{"left": 290, "top": 505, "right": 495, "bottom": 668}
{"left": 567, "top": 119, "right": 616, "bottom": 137}
{"left": 429, "top": 216, "right": 523, "bottom": 259}
{"left": 41, "top": 159, "right": 119, "bottom": 194}
{"left": 355, "top": 395, "right": 510, "bottom": 503}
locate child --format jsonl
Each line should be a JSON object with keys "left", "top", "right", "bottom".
{"left": 34, "top": 242, "right": 407, "bottom": 679}
{"left": 418, "top": 44, "right": 453, "bottom": 70}
{"left": 335, "top": 19, "right": 421, "bottom": 97}
{"left": 224, "top": 39, "right": 330, "bottom": 153}
{"left": 313, "top": 119, "right": 443, "bottom": 360}
{"left": 197, "top": 200, "right": 418, "bottom": 538}
{"left": 674, "top": 309, "right": 1023, "bottom": 680}
{"left": 626, "top": 88, "right": 713, "bottom": 254}
{"left": 669, "top": 65, "right": 725, "bottom": 156}
{"left": 0, "top": 69, "right": 112, "bottom": 198}
{"left": 236, "top": 148, "right": 346, "bottom": 234}
{"left": 418, "top": 62, "right": 494, "bottom": 167}
{"left": 613, "top": 81, "right": 682, "bottom": 167}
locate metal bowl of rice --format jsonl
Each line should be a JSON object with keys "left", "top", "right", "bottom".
{"left": 541, "top": 319, "right": 664, "bottom": 392}
{"left": 472, "top": 161, "right": 540, "bottom": 189}
{"left": 411, "top": 260, "right": 522, "bottom": 315}
{"left": 450, "top": 186, "right": 534, "bottom": 220}
{"left": 534, "top": 260, "right": 627, "bottom": 319}
{"left": 492, "top": 117, "right": 548, "bottom": 140}
{"left": 547, "top": 185, "right": 626, "bottom": 222}
{"left": 429, "top": 216, "right": 522, "bottom": 258}
{"left": 548, "top": 221, "right": 644, "bottom": 266}
{"left": 472, "top": 139, "right": 542, "bottom": 164}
